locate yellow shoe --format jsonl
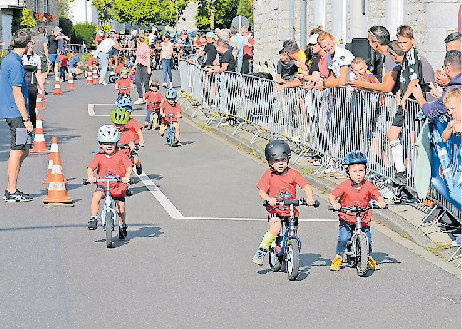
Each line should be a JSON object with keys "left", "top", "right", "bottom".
{"left": 367, "top": 256, "right": 380, "bottom": 270}
{"left": 330, "top": 256, "right": 342, "bottom": 271}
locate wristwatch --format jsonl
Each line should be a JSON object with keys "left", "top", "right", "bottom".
{"left": 22, "top": 117, "right": 30, "bottom": 123}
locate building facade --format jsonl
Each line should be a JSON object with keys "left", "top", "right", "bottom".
{"left": 0, "top": 0, "right": 58, "bottom": 49}
{"left": 253, "top": 0, "right": 461, "bottom": 75}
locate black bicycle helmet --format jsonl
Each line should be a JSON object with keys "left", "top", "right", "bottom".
{"left": 343, "top": 151, "right": 368, "bottom": 165}
{"left": 264, "top": 139, "right": 291, "bottom": 162}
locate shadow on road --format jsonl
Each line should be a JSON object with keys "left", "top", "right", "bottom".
{"left": 96, "top": 224, "right": 164, "bottom": 248}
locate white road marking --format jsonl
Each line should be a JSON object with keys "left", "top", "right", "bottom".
{"left": 136, "top": 171, "right": 184, "bottom": 219}
{"left": 135, "top": 171, "right": 336, "bottom": 222}
{"left": 88, "top": 103, "right": 145, "bottom": 117}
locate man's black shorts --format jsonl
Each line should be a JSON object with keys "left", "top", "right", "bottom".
{"left": 391, "top": 105, "right": 404, "bottom": 128}
{"left": 6, "top": 117, "right": 33, "bottom": 150}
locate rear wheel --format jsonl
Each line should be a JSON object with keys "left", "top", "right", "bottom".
{"left": 356, "top": 234, "right": 369, "bottom": 276}
{"left": 105, "top": 211, "right": 113, "bottom": 248}
{"left": 287, "top": 239, "right": 300, "bottom": 281}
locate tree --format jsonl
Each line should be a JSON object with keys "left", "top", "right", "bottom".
{"left": 195, "top": 0, "right": 239, "bottom": 30}
{"left": 104, "top": 0, "right": 190, "bottom": 28}
{"left": 237, "top": 0, "right": 252, "bottom": 27}
{"left": 19, "top": 8, "right": 36, "bottom": 31}
{"left": 92, "top": 0, "right": 114, "bottom": 24}
{"left": 58, "top": 0, "right": 71, "bottom": 19}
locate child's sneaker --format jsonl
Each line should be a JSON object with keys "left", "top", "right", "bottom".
{"left": 367, "top": 256, "right": 380, "bottom": 270}
{"left": 252, "top": 248, "right": 267, "bottom": 266}
{"left": 88, "top": 216, "right": 97, "bottom": 230}
{"left": 330, "top": 256, "right": 342, "bottom": 271}
{"left": 144, "top": 122, "right": 149, "bottom": 128}
{"left": 122, "top": 224, "right": 128, "bottom": 237}
{"left": 136, "top": 164, "right": 142, "bottom": 175}
{"left": 119, "top": 226, "right": 125, "bottom": 239}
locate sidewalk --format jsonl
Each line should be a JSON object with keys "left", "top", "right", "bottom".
{"left": 178, "top": 96, "right": 461, "bottom": 267}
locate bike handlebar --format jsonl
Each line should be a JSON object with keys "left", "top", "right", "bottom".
{"left": 83, "top": 176, "right": 135, "bottom": 185}
{"left": 263, "top": 198, "right": 320, "bottom": 208}
{"left": 117, "top": 143, "right": 140, "bottom": 150}
{"left": 328, "top": 202, "right": 388, "bottom": 212}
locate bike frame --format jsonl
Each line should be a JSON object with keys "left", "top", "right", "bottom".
{"left": 274, "top": 202, "right": 302, "bottom": 257}
{"left": 98, "top": 177, "right": 119, "bottom": 231}
{"left": 345, "top": 210, "right": 369, "bottom": 260}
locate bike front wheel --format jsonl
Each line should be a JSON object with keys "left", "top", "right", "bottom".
{"left": 286, "top": 239, "right": 300, "bottom": 281}
{"left": 105, "top": 211, "right": 113, "bottom": 248}
{"left": 356, "top": 234, "right": 369, "bottom": 276}
{"left": 268, "top": 246, "right": 282, "bottom": 272}
{"left": 151, "top": 112, "right": 159, "bottom": 130}
{"left": 167, "top": 130, "right": 176, "bottom": 147}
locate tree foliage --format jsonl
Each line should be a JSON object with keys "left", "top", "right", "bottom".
{"left": 195, "top": 0, "right": 239, "bottom": 30}
{"left": 73, "top": 23, "right": 97, "bottom": 46}
{"left": 92, "top": 0, "right": 114, "bottom": 23}
{"left": 19, "top": 8, "right": 36, "bottom": 30}
{"left": 237, "top": 0, "right": 252, "bottom": 27}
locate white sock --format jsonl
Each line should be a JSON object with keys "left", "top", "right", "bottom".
{"left": 390, "top": 140, "right": 406, "bottom": 172}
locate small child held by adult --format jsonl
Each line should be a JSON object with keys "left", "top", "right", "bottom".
{"left": 348, "top": 57, "right": 379, "bottom": 85}
{"left": 328, "top": 151, "right": 386, "bottom": 272}
{"left": 252, "top": 140, "right": 315, "bottom": 265}
{"left": 87, "top": 125, "right": 132, "bottom": 239}
{"left": 442, "top": 88, "right": 461, "bottom": 142}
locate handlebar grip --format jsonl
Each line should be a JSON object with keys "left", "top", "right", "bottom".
{"left": 328, "top": 206, "right": 334, "bottom": 211}
{"left": 83, "top": 178, "right": 89, "bottom": 185}
{"left": 263, "top": 201, "right": 269, "bottom": 207}
{"left": 313, "top": 200, "right": 320, "bottom": 208}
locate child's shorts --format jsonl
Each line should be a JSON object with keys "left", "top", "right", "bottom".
{"left": 160, "top": 122, "right": 178, "bottom": 129}
{"left": 268, "top": 212, "right": 299, "bottom": 226}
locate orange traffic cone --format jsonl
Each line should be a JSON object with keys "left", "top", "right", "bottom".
{"left": 87, "top": 67, "right": 93, "bottom": 84}
{"left": 35, "top": 90, "right": 45, "bottom": 110}
{"left": 92, "top": 65, "right": 98, "bottom": 84}
{"left": 38, "top": 86, "right": 48, "bottom": 102}
{"left": 66, "top": 73, "right": 75, "bottom": 90}
{"left": 43, "top": 141, "right": 73, "bottom": 204}
{"left": 52, "top": 74, "right": 63, "bottom": 95}
{"left": 43, "top": 137, "right": 67, "bottom": 184}
{"left": 30, "top": 113, "right": 49, "bottom": 153}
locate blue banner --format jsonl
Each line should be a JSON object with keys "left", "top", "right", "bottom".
{"left": 429, "top": 117, "right": 461, "bottom": 211}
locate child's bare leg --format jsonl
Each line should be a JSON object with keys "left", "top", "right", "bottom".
{"left": 91, "top": 190, "right": 104, "bottom": 216}
{"left": 115, "top": 201, "right": 126, "bottom": 224}
{"left": 175, "top": 124, "right": 181, "bottom": 141}
{"left": 159, "top": 127, "right": 165, "bottom": 137}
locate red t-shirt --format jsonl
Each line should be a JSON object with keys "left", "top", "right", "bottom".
{"left": 125, "top": 118, "right": 142, "bottom": 142}
{"left": 144, "top": 91, "right": 164, "bottom": 110}
{"left": 256, "top": 168, "right": 309, "bottom": 217}
{"left": 87, "top": 56, "right": 97, "bottom": 67}
{"left": 117, "top": 127, "right": 137, "bottom": 158}
{"left": 87, "top": 150, "right": 132, "bottom": 197}
{"left": 330, "top": 180, "right": 382, "bottom": 226}
{"left": 361, "top": 72, "right": 379, "bottom": 84}
{"left": 116, "top": 77, "right": 132, "bottom": 95}
{"left": 59, "top": 55, "right": 68, "bottom": 67}
{"left": 160, "top": 102, "right": 181, "bottom": 124}
{"left": 115, "top": 63, "right": 124, "bottom": 74}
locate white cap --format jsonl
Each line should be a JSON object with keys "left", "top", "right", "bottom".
{"left": 308, "top": 33, "right": 319, "bottom": 45}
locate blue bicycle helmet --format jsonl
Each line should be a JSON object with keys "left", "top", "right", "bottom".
{"left": 165, "top": 88, "right": 177, "bottom": 99}
{"left": 116, "top": 96, "right": 133, "bottom": 112}
{"left": 343, "top": 151, "right": 368, "bottom": 165}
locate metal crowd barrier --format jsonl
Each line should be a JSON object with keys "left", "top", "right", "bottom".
{"left": 179, "top": 62, "right": 460, "bottom": 221}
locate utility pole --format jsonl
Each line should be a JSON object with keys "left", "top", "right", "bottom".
{"left": 210, "top": 0, "right": 215, "bottom": 30}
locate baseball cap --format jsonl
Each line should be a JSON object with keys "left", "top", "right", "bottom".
{"left": 53, "top": 26, "right": 62, "bottom": 33}
{"left": 206, "top": 32, "right": 216, "bottom": 39}
{"left": 308, "top": 33, "right": 319, "bottom": 45}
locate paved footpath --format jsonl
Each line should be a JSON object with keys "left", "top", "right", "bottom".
{"left": 0, "top": 71, "right": 460, "bottom": 328}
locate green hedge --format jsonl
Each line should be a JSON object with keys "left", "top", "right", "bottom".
{"left": 0, "top": 49, "right": 9, "bottom": 66}
{"left": 73, "top": 23, "right": 97, "bottom": 47}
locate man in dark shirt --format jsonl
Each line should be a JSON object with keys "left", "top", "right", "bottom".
{"left": 44, "top": 26, "right": 70, "bottom": 76}
{"left": 205, "top": 39, "right": 235, "bottom": 73}
{"left": 276, "top": 49, "right": 300, "bottom": 92}
{"left": 204, "top": 32, "right": 217, "bottom": 67}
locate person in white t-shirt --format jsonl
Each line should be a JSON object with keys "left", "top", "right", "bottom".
{"left": 95, "top": 31, "right": 122, "bottom": 85}
{"left": 317, "top": 31, "right": 354, "bottom": 89}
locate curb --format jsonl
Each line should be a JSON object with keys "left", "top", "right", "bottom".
{"left": 180, "top": 101, "right": 435, "bottom": 250}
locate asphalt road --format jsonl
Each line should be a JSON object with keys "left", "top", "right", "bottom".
{"left": 0, "top": 70, "right": 460, "bottom": 329}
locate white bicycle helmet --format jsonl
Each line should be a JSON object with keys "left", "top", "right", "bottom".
{"left": 97, "top": 30, "right": 104, "bottom": 37}
{"left": 97, "top": 125, "right": 119, "bottom": 143}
